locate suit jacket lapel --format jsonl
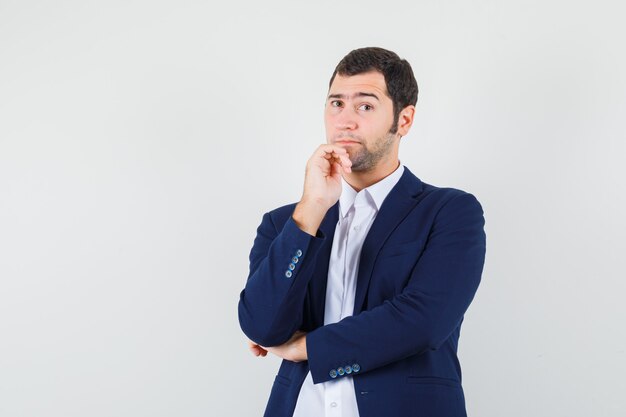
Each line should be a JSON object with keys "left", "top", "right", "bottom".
{"left": 353, "top": 168, "right": 424, "bottom": 315}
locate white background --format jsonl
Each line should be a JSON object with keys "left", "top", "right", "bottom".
{"left": 1, "top": 1, "right": 625, "bottom": 416}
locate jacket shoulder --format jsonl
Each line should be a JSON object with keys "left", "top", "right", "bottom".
{"left": 420, "top": 181, "right": 478, "bottom": 203}
{"left": 416, "top": 182, "right": 484, "bottom": 221}
{"left": 401, "top": 168, "right": 479, "bottom": 205}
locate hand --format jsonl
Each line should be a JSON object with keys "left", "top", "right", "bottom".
{"left": 247, "top": 340, "right": 268, "bottom": 357}
{"left": 292, "top": 145, "right": 352, "bottom": 236}
{"left": 263, "top": 330, "right": 307, "bottom": 362}
{"left": 250, "top": 331, "right": 308, "bottom": 362}
{"left": 302, "top": 144, "right": 352, "bottom": 210}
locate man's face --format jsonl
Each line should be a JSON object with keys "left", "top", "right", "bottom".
{"left": 325, "top": 71, "right": 398, "bottom": 172}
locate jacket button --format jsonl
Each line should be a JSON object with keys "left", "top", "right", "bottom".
{"left": 344, "top": 365, "right": 352, "bottom": 374}
{"left": 337, "top": 367, "right": 345, "bottom": 376}
{"left": 329, "top": 369, "right": 338, "bottom": 378}
{"left": 291, "top": 256, "right": 299, "bottom": 264}
{"left": 352, "top": 363, "right": 360, "bottom": 373}
{"left": 296, "top": 249, "right": 303, "bottom": 257}
{"left": 288, "top": 263, "right": 295, "bottom": 271}
{"left": 285, "top": 270, "right": 293, "bottom": 278}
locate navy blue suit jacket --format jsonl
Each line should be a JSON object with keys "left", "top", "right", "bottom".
{"left": 238, "top": 167, "right": 486, "bottom": 417}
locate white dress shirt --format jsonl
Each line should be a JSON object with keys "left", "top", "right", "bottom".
{"left": 292, "top": 163, "right": 405, "bottom": 417}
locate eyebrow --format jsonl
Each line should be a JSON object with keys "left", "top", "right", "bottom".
{"left": 327, "top": 92, "right": 380, "bottom": 101}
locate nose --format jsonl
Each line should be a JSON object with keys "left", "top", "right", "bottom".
{"left": 334, "top": 106, "right": 358, "bottom": 130}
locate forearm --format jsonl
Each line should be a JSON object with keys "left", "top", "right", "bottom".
{"left": 238, "top": 212, "right": 327, "bottom": 347}
{"left": 240, "top": 144, "right": 348, "bottom": 346}
{"left": 306, "top": 193, "right": 486, "bottom": 383}
{"left": 306, "top": 278, "right": 480, "bottom": 383}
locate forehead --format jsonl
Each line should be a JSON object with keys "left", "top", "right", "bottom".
{"left": 328, "top": 71, "right": 390, "bottom": 100}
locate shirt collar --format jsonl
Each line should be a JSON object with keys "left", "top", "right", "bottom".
{"left": 339, "top": 161, "right": 405, "bottom": 218}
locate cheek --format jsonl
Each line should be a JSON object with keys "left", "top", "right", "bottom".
{"left": 323, "top": 112, "right": 332, "bottom": 126}
{"left": 324, "top": 113, "right": 341, "bottom": 134}
{"left": 323, "top": 121, "right": 333, "bottom": 141}
{"left": 324, "top": 111, "right": 338, "bottom": 124}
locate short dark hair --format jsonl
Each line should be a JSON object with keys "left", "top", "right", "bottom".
{"left": 329, "top": 47, "right": 418, "bottom": 134}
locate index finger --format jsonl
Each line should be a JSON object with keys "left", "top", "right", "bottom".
{"left": 315, "top": 144, "right": 348, "bottom": 157}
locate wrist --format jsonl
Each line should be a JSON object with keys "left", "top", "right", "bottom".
{"left": 293, "top": 200, "right": 327, "bottom": 236}
{"left": 299, "top": 335, "right": 308, "bottom": 361}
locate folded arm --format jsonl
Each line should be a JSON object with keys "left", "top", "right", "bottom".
{"left": 306, "top": 193, "right": 486, "bottom": 383}
{"left": 238, "top": 211, "right": 327, "bottom": 347}
{"left": 239, "top": 145, "right": 352, "bottom": 348}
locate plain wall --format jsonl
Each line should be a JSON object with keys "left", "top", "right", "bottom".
{"left": 1, "top": 0, "right": 625, "bottom": 416}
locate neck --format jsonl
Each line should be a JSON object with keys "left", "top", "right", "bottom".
{"left": 343, "top": 157, "right": 400, "bottom": 192}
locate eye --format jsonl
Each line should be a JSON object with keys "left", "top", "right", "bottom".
{"left": 358, "top": 104, "right": 373, "bottom": 111}
{"left": 330, "top": 100, "right": 343, "bottom": 108}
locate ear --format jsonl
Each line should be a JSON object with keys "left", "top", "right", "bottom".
{"left": 396, "top": 105, "right": 416, "bottom": 137}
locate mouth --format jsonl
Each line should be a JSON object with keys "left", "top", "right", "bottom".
{"left": 334, "top": 139, "right": 360, "bottom": 145}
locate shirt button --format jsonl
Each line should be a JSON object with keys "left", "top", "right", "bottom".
{"left": 330, "top": 402, "right": 338, "bottom": 408}
{"left": 353, "top": 225, "right": 360, "bottom": 231}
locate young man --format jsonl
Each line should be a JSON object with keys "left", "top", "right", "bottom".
{"left": 238, "top": 47, "right": 486, "bottom": 417}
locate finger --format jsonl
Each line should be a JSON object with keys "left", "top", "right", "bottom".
{"left": 330, "top": 154, "right": 351, "bottom": 172}
{"left": 316, "top": 144, "right": 348, "bottom": 159}
{"left": 322, "top": 151, "right": 347, "bottom": 162}
{"left": 329, "top": 150, "right": 350, "bottom": 163}
{"left": 252, "top": 346, "right": 267, "bottom": 357}
{"left": 331, "top": 161, "right": 343, "bottom": 178}
{"left": 249, "top": 345, "right": 260, "bottom": 355}
{"left": 324, "top": 152, "right": 352, "bottom": 170}
{"left": 319, "top": 155, "right": 344, "bottom": 174}
{"left": 339, "top": 155, "right": 352, "bottom": 170}
{"left": 248, "top": 340, "right": 269, "bottom": 356}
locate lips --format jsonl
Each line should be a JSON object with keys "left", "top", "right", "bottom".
{"left": 335, "top": 139, "right": 360, "bottom": 145}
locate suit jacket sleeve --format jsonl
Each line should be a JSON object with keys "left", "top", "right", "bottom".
{"left": 238, "top": 211, "right": 328, "bottom": 347}
{"left": 306, "top": 192, "right": 486, "bottom": 384}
